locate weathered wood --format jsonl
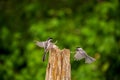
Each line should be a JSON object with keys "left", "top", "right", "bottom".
{"left": 45, "top": 47, "right": 71, "bottom": 80}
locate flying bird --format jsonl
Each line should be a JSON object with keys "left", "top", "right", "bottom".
{"left": 35, "top": 38, "right": 54, "bottom": 61}
{"left": 74, "top": 47, "right": 96, "bottom": 64}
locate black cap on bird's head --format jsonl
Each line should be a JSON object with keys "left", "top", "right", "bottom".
{"left": 47, "top": 37, "right": 53, "bottom": 42}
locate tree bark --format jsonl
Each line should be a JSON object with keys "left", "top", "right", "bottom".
{"left": 45, "top": 47, "right": 71, "bottom": 80}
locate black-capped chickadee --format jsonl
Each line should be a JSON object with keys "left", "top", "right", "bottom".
{"left": 35, "top": 38, "right": 54, "bottom": 61}
{"left": 74, "top": 47, "right": 96, "bottom": 64}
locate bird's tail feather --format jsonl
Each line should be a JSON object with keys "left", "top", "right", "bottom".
{"left": 42, "top": 51, "right": 46, "bottom": 62}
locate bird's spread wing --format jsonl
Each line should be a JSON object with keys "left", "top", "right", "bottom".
{"left": 74, "top": 51, "right": 85, "bottom": 60}
{"left": 79, "top": 48, "right": 88, "bottom": 56}
{"left": 35, "top": 41, "right": 46, "bottom": 48}
{"left": 85, "top": 56, "right": 96, "bottom": 64}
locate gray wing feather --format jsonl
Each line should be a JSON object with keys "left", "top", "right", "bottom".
{"left": 85, "top": 56, "right": 96, "bottom": 64}
{"left": 35, "top": 41, "right": 46, "bottom": 48}
{"left": 79, "top": 48, "right": 88, "bottom": 56}
{"left": 74, "top": 51, "right": 85, "bottom": 60}
{"left": 79, "top": 48, "right": 96, "bottom": 63}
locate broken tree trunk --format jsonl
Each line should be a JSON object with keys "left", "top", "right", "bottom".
{"left": 45, "top": 46, "right": 71, "bottom": 80}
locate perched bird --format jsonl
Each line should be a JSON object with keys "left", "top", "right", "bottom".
{"left": 74, "top": 47, "right": 96, "bottom": 64}
{"left": 35, "top": 38, "right": 54, "bottom": 61}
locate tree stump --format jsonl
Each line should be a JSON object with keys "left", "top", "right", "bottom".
{"left": 45, "top": 47, "right": 71, "bottom": 80}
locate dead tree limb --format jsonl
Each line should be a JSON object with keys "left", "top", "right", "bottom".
{"left": 45, "top": 46, "right": 71, "bottom": 80}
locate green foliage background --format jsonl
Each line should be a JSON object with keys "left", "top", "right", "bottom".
{"left": 0, "top": 0, "right": 119, "bottom": 80}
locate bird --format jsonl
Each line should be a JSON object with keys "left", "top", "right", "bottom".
{"left": 74, "top": 47, "right": 96, "bottom": 64}
{"left": 35, "top": 38, "right": 54, "bottom": 61}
